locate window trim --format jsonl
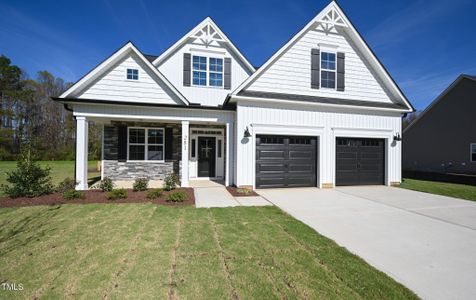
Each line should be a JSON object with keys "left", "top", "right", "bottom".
{"left": 127, "top": 127, "right": 165, "bottom": 162}
{"left": 191, "top": 55, "right": 224, "bottom": 88}
{"left": 126, "top": 68, "right": 139, "bottom": 81}
{"left": 320, "top": 51, "right": 337, "bottom": 90}
{"left": 471, "top": 143, "right": 476, "bottom": 163}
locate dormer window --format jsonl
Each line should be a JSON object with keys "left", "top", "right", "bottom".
{"left": 127, "top": 68, "right": 139, "bottom": 80}
{"left": 321, "top": 52, "right": 336, "bottom": 89}
{"left": 192, "top": 55, "right": 223, "bottom": 87}
{"left": 209, "top": 58, "right": 223, "bottom": 87}
{"left": 192, "top": 56, "right": 207, "bottom": 86}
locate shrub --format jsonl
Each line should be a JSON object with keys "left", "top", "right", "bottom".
{"left": 56, "top": 177, "right": 78, "bottom": 193}
{"left": 166, "top": 191, "right": 187, "bottom": 202}
{"left": 236, "top": 188, "right": 253, "bottom": 195}
{"left": 146, "top": 188, "right": 163, "bottom": 199}
{"left": 62, "top": 189, "right": 85, "bottom": 200}
{"left": 133, "top": 178, "right": 149, "bottom": 192}
{"left": 106, "top": 188, "right": 127, "bottom": 200}
{"left": 164, "top": 174, "right": 180, "bottom": 191}
{"left": 98, "top": 177, "right": 114, "bottom": 192}
{"left": 1, "top": 149, "right": 54, "bottom": 198}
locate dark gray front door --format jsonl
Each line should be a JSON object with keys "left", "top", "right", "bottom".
{"left": 336, "top": 138, "right": 385, "bottom": 186}
{"left": 198, "top": 137, "right": 216, "bottom": 177}
{"left": 256, "top": 135, "right": 317, "bottom": 188}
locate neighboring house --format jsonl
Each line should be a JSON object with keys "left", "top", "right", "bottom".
{"left": 55, "top": 1, "right": 414, "bottom": 190}
{"left": 403, "top": 75, "right": 476, "bottom": 175}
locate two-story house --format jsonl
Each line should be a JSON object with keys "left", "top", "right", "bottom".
{"left": 55, "top": 1, "right": 414, "bottom": 190}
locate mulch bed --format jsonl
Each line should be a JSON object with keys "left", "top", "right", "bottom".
{"left": 226, "top": 186, "right": 259, "bottom": 197}
{"left": 0, "top": 188, "right": 195, "bottom": 208}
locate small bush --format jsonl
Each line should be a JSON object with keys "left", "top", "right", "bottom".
{"left": 166, "top": 191, "right": 187, "bottom": 202}
{"left": 133, "top": 178, "right": 149, "bottom": 192}
{"left": 106, "top": 188, "right": 127, "bottom": 200}
{"left": 146, "top": 188, "right": 163, "bottom": 199}
{"left": 56, "top": 177, "right": 78, "bottom": 193}
{"left": 62, "top": 189, "right": 85, "bottom": 200}
{"left": 164, "top": 174, "right": 180, "bottom": 191}
{"left": 98, "top": 177, "right": 114, "bottom": 192}
{"left": 236, "top": 188, "right": 252, "bottom": 195}
{"left": 1, "top": 149, "right": 54, "bottom": 198}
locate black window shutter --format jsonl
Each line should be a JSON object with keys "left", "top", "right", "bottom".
{"left": 165, "top": 127, "right": 174, "bottom": 161}
{"left": 117, "top": 125, "right": 128, "bottom": 162}
{"left": 224, "top": 57, "right": 232, "bottom": 90}
{"left": 183, "top": 53, "right": 191, "bottom": 86}
{"left": 311, "top": 48, "right": 320, "bottom": 89}
{"left": 337, "top": 52, "right": 345, "bottom": 91}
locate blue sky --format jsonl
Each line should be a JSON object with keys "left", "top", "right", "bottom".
{"left": 0, "top": 0, "right": 474, "bottom": 110}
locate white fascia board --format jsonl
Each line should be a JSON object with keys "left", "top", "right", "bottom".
{"left": 332, "top": 3, "right": 414, "bottom": 112}
{"left": 231, "top": 2, "right": 335, "bottom": 96}
{"left": 60, "top": 42, "right": 189, "bottom": 105}
{"left": 152, "top": 17, "right": 255, "bottom": 73}
{"left": 233, "top": 95, "right": 412, "bottom": 113}
{"left": 232, "top": 1, "right": 414, "bottom": 112}
{"left": 60, "top": 42, "right": 134, "bottom": 98}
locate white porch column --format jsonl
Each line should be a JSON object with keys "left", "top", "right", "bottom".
{"left": 225, "top": 122, "right": 230, "bottom": 186}
{"left": 181, "top": 121, "right": 189, "bottom": 187}
{"left": 75, "top": 116, "right": 88, "bottom": 190}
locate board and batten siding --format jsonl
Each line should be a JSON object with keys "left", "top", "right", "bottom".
{"left": 247, "top": 28, "right": 394, "bottom": 104}
{"left": 157, "top": 42, "right": 253, "bottom": 106}
{"left": 235, "top": 101, "right": 402, "bottom": 188}
{"left": 77, "top": 53, "right": 183, "bottom": 105}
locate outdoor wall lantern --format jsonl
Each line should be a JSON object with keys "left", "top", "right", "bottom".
{"left": 243, "top": 126, "right": 251, "bottom": 138}
{"left": 393, "top": 133, "right": 402, "bottom": 142}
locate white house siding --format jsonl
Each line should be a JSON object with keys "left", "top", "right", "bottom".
{"left": 246, "top": 28, "right": 394, "bottom": 104}
{"left": 78, "top": 53, "right": 183, "bottom": 105}
{"left": 157, "top": 42, "right": 253, "bottom": 106}
{"left": 235, "top": 101, "right": 402, "bottom": 188}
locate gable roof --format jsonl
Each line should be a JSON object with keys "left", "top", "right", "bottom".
{"left": 404, "top": 74, "right": 475, "bottom": 132}
{"left": 152, "top": 17, "right": 255, "bottom": 73}
{"left": 231, "top": 1, "right": 414, "bottom": 112}
{"left": 59, "top": 41, "right": 189, "bottom": 105}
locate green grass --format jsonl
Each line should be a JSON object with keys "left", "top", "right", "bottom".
{"left": 0, "top": 161, "right": 99, "bottom": 196}
{"left": 400, "top": 178, "right": 476, "bottom": 202}
{"left": 0, "top": 205, "right": 417, "bottom": 299}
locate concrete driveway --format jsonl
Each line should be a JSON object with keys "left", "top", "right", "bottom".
{"left": 258, "top": 186, "right": 476, "bottom": 300}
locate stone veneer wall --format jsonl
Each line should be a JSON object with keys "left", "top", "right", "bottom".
{"left": 103, "top": 121, "right": 182, "bottom": 180}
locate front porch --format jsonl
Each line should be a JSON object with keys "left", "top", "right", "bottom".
{"left": 74, "top": 106, "right": 234, "bottom": 190}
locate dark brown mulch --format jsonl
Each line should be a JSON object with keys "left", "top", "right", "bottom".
{"left": 0, "top": 188, "right": 195, "bottom": 208}
{"left": 226, "top": 186, "right": 259, "bottom": 197}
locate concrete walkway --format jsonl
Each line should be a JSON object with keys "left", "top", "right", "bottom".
{"left": 194, "top": 186, "right": 271, "bottom": 208}
{"left": 258, "top": 186, "right": 476, "bottom": 300}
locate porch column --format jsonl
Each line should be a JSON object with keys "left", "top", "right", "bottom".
{"left": 225, "top": 122, "right": 231, "bottom": 186}
{"left": 75, "top": 116, "right": 88, "bottom": 190}
{"left": 181, "top": 121, "right": 189, "bottom": 187}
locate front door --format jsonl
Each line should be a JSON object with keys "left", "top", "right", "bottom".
{"left": 198, "top": 137, "right": 216, "bottom": 177}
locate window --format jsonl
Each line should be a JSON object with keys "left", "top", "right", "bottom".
{"left": 192, "top": 56, "right": 207, "bottom": 86}
{"left": 192, "top": 56, "right": 223, "bottom": 87}
{"left": 261, "top": 137, "right": 284, "bottom": 144}
{"left": 191, "top": 139, "right": 196, "bottom": 158}
{"left": 127, "top": 68, "right": 139, "bottom": 80}
{"left": 471, "top": 144, "right": 476, "bottom": 162}
{"left": 217, "top": 140, "right": 222, "bottom": 158}
{"left": 209, "top": 58, "right": 223, "bottom": 87}
{"left": 321, "top": 52, "right": 336, "bottom": 88}
{"left": 128, "top": 128, "right": 164, "bottom": 161}
{"left": 290, "top": 137, "right": 311, "bottom": 145}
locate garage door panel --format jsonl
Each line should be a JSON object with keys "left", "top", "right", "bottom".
{"left": 256, "top": 135, "right": 317, "bottom": 188}
{"left": 336, "top": 137, "right": 384, "bottom": 186}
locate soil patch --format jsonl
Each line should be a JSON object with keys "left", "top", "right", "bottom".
{"left": 226, "top": 186, "right": 259, "bottom": 197}
{"left": 0, "top": 188, "right": 195, "bottom": 208}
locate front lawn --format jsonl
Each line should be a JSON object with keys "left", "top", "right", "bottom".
{"left": 0, "top": 204, "right": 417, "bottom": 299}
{"left": 0, "top": 161, "right": 99, "bottom": 196}
{"left": 400, "top": 178, "right": 476, "bottom": 202}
